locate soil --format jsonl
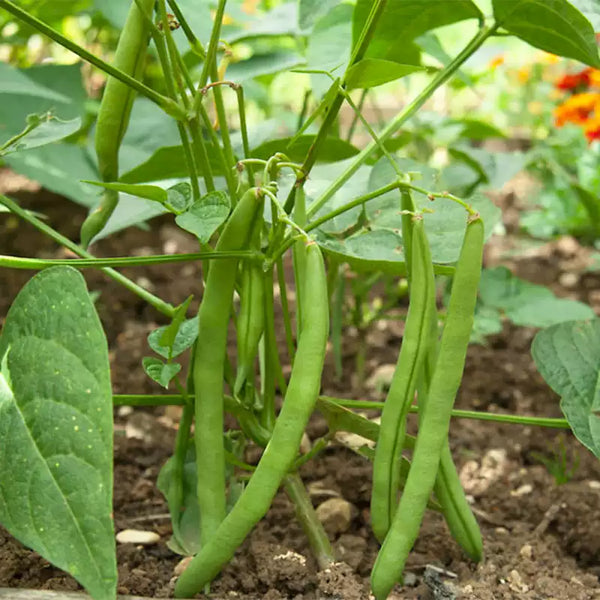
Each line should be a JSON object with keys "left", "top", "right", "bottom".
{"left": 1, "top": 168, "right": 600, "bottom": 600}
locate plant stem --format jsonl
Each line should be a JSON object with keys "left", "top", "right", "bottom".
{"left": 283, "top": 473, "right": 335, "bottom": 570}
{"left": 276, "top": 257, "right": 295, "bottom": 362}
{"left": 111, "top": 394, "right": 572, "bottom": 429}
{"left": 346, "top": 89, "right": 368, "bottom": 143}
{"left": 282, "top": 1, "right": 389, "bottom": 213}
{"left": 167, "top": 0, "right": 206, "bottom": 58}
{"left": 306, "top": 24, "right": 496, "bottom": 218}
{"left": 0, "top": 194, "right": 176, "bottom": 317}
{"left": 0, "top": 252, "right": 259, "bottom": 269}
{"left": 0, "top": 0, "right": 185, "bottom": 119}
{"left": 234, "top": 84, "right": 254, "bottom": 187}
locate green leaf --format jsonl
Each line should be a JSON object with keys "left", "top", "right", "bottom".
{"left": 226, "top": 51, "right": 306, "bottom": 82}
{"left": 159, "top": 296, "right": 193, "bottom": 360}
{"left": 0, "top": 64, "right": 87, "bottom": 140}
{"left": 157, "top": 440, "right": 200, "bottom": 556}
{"left": 352, "top": 0, "right": 482, "bottom": 61}
{"left": 345, "top": 60, "right": 425, "bottom": 90}
{"left": 479, "top": 267, "right": 595, "bottom": 328}
{"left": 142, "top": 357, "right": 182, "bottom": 388}
{"left": 175, "top": 191, "right": 231, "bottom": 243}
{"left": 148, "top": 316, "right": 199, "bottom": 359}
{"left": 1, "top": 117, "right": 81, "bottom": 156}
{"left": 82, "top": 181, "right": 192, "bottom": 215}
{"left": 532, "top": 319, "right": 600, "bottom": 458}
{"left": 298, "top": 0, "right": 339, "bottom": 30}
{"left": 224, "top": 3, "right": 300, "bottom": 43}
{"left": 119, "top": 145, "right": 224, "bottom": 184}
{"left": 493, "top": 0, "right": 600, "bottom": 67}
{"left": 4, "top": 143, "right": 100, "bottom": 208}
{"left": 251, "top": 135, "right": 360, "bottom": 163}
{"left": 0, "top": 267, "right": 116, "bottom": 600}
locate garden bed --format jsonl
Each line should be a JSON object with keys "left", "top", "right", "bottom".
{"left": 1, "top": 171, "right": 599, "bottom": 600}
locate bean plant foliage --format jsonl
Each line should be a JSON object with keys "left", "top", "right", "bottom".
{"left": 0, "top": 1, "right": 599, "bottom": 599}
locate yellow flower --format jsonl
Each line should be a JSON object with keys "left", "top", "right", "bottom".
{"left": 489, "top": 55, "right": 504, "bottom": 70}
{"left": 517, "top": 66, "right": 530, "bottom": 83}
{"left": 528, "top": 101, "right": 544, "bottom": 115}
{"left": 242, "top": 0, "right": 260, "bottom": 14}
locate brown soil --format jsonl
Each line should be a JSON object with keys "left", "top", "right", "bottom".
{"left": 1, "top": 168, "right": 600, "bottom": 600}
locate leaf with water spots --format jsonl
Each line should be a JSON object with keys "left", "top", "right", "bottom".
{"left": 0, "top": 267, "right": 116, "bottom": 600}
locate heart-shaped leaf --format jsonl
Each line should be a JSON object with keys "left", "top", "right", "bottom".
{"left": 142, "top": 357, "right": 182, "bottom": 388}
{"left": 532, "top": 319, "right": 600, "bottom": 458}
{"left": 0, "top": 267, "right": 116, "bottom": 600}
{"left": 175, "top": 191, "right": 231, "bottom": 243}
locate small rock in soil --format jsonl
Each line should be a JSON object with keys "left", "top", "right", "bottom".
{"left": 116, "top": 529, "right": 160, "bottom": 545}
{"left": 334, "top": 534, "right": 367, "bottom": 570}
{"left": 316, "top": 498, "right": 357, "bottom": 535}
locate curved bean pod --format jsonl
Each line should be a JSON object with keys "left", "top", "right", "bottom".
{"left": 80, "top": 0, "right": 153, "bottom": 248}
{"left": 175, "top": 240, "right": 329, "bottom": 598}
{"left": 371, "top": 216, "right": 436, "bottom": 542}
{"left": 371, "top": 214, "right": 484, "bottom": 600}
{"left": 193, "top": 188, "right": 264, "bottom": 547}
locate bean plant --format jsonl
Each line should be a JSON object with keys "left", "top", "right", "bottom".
{"left": 0, "top": 1, "right": 599, "bottom": 600}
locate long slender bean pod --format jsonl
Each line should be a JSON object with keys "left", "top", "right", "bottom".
{"left": 371, "top": 216, "right": 436, "bottom": 542}
{"left": 371, "top": 214, "right": 484, "bottom": 599}
{"left": 234, "top": 228, "right": 265, "bottom": 396}
{"left": 193, "top": 188, "right": 264, "bottom": 547}
{"left": 176, "top": 241, "right": 329, "bottom": 597}
{"left": 419, "top": 315, "right": 483, "bottom": 562}
{"left": 80, "top": 0, "right": 154, "bottom": 248}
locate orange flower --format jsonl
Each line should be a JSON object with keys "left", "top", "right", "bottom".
{"left": 517, "top": 66, "right": 530, "bottom": 83}
{"left": 589, "top": 70, "right": 600, "bottom": 88}
{"left": 555, "top": 68, "right": 593, "bottom": 91}
{"left": 583, "top": 114, "right": 600, "bottom": 142}
{"left": 554, "top": 92, "right": 600, "bottom": 127}
{"left": 489, "top": 55, "right": 504, "bottom": 70}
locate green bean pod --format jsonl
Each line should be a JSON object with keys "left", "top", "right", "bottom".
{"left": 80, "top": 0, "right": 154, "bottom": 248}
{"left": 175, "top": 241, "right": 329, "bottom": 598}
{"left": 371, "top": 216, "right": 436, "bottom": 542}
{"left": 234, "top": 231, "right": 265, "bottom": 396}
{"left": 371, "top": 214, "right": 484, "bottom": 600}
{"left": 193, "top": 188, "right": 264, "bottom": 547}
{"left": 419, "top": 312, "right": 483, "bottom": 562}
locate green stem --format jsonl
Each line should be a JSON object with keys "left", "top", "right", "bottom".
{"left": 306, "top": 24, "right": 496, "bottom": 218}
{"left": 0, "top": 0, "right": 185, "bottom": 119}
{"left": 346, "top": 89, "right": 367, "bottom": 143}
{"left": 282, "top": 0, "right": 389, "bottom": 213}
{"left": 0, "top": 252, "right": 259, "bottom": 269}
{"left": 234, "top": 84, "right": 254, "bottom": 187}
{"left": 0, "top": 119, "right": 38, "bottom": 154}
{"left": 111, "top": 394, "right": 572, "bottom": 429}
{"left": 283, "top": 473, "right": 335, "bottom": 570}
{"left": 0, "top": 194, "right": 176, "bottom": 317}
{"left": 167, "top": 0, "right": 206, "bottom": 58}
{"left": 276, "top": 257, "right": 295, "bottom": 362}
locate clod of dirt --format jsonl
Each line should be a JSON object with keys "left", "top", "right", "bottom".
{"left": 252, "top": 542, "right": 314, "bottom": 594}
{"left": 316, "top": 498, "right": 358, "bottom": 536}
{"left": 317, "top": 562, "right": 367, "bottom": 600}
{"left": 334, "top": 534, "right": 367, "bottom": 570}
{"left": 459, "top": 449, "right": 508, "bottom": 496}
{"left": 116, "top": 529, "right": 160, "bottom": 545}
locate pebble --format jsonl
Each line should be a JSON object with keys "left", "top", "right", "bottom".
{"left": 316, "top": 498, "right": 357, "bottom": 535}
{"left": 588, "top": 480, "right": 600, "bottom": 490}
{"left": 174, "top": 556, "right": 193, "bottom": 576}
{"left": 511, "top": 483, "right": 533, "bottom": 497}
{"left": 519, "top": 543, "right": 533, "bottom": 559}
{"left": 116, "top": 529, "right": 160, "bottom": 545}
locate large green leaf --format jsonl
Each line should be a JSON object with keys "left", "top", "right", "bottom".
{"left": 479, "top": 267, "right": 595, "bottom": 328}
{"left": 120, "top": 144, "right": 224, "bottom": 184}
{"left": 493, "top": 0, "right": 600, "bottom": 67}
{"left": 175, "top": 191, "right": 231, "bottom": 243}
{"left": 352, "top": 0, "right": 482, "bottom": 62}
{"left": 298, "top": 0, "right": 339, "bottom": 30}
{"left": 345, "top": 60, "right": 425, "bottom": 89}
{"left": 0, "top": 64, "right": 86, "bottom": 140}
{"left": 4, "top": 143, "right": 100, "bottom": 208}
{"left": 0, "top": 267, "right": 116, "bottom": 600}
{"left": 532, "top": 319, "right": 600, "bottom": 458}
{"left": 251, "top": 135, "right": 360, "bottom": 163}
{"left": 227, "top": 51, "right": 306, "bottom": 82}
{"left": 313, "top": 156, "right": 500, "bottom": 271}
